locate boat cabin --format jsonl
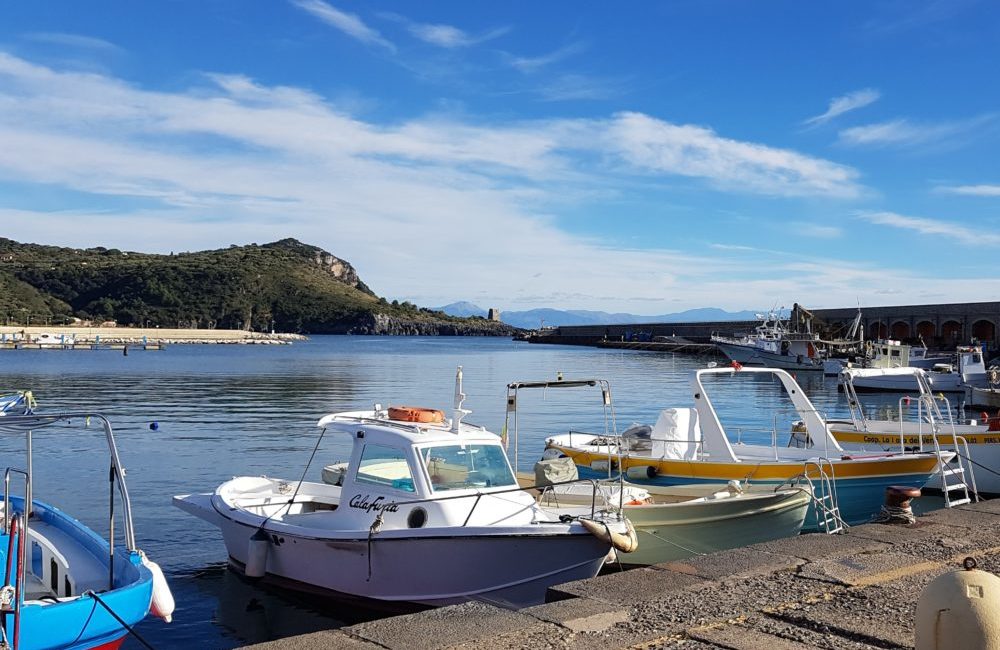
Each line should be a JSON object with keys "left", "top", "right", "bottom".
{"left": 314, "top": 408, "right": 535, "bottom": 530}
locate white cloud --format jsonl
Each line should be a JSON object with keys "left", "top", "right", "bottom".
{"left": 860, "top": 210, "right": 1000, "bottom": 245}
{"left": 23, "top": 32, "right": 121, "bottom": 52}
{"left": 407, "top": 23, "right": 508, "bottom": 48}
{"left": 936, "top": 184, "right": 1000, "bottom": 197}
{"left": 291, "top": 0, "right": 395, "bottom": 52}
{"left": 804, "top": 88, "right": 880, "bottom": 126}
{"left": 0, "top": 52, "right": 894, "bottom": 311}
{"left": 793, "top": 222, "right": 842, "bottom": 238}
{"left": 508, "top": 43, "right": 587, "bottom": 73}
{"left": 839, "top": 115, "right": 994, "bottom": 147}
{"left": 606, "top": 112, "right": 862, "bottom": 198}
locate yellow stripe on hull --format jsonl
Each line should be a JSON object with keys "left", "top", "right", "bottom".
{"left": 831, "top": 429, "right": 1000, "bottom": 447}
{"left": 553, "top": 446, "right": 939, "bottom": 482}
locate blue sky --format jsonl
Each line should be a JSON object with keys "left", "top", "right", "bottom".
{"left": 1, "top": 1, "right": 998, "bottom": 313}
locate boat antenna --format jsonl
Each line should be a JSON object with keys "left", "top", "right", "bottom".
{"left": 451, "top": 366, "right": 471, "bottom": 433}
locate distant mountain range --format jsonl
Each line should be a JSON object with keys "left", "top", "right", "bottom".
{"left": 434, "top": 302, "right": 759, "bottom": 329}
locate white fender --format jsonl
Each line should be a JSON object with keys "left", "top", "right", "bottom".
{"left": 579, "top": 518, "right": 638, "bottom": 554}
{"left": 245, "top": 529, "right": 270, "bottom": 578}
{"left": 139, "top": 552, "right": 175, "bottom": 623}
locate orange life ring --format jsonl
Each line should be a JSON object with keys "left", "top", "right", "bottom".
{"left": 388, "top": 405, "right": 445, "bottom": 424}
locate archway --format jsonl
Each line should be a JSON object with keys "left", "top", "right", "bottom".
{"left": 972, "top": 319, "right": 996, "bottom": 343}
{"left": 941, "top": 320, "right": 963, "bottom": 342}
{"left": 870, "top": 321, "right": 888, "bottom": 339}
{"left": 891, "top": 321, "right": 911, "bottom": 340}
{"left": 916, "top": 321, "right": 935, "bottom": 339}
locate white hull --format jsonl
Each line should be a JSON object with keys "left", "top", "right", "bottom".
{"left": 176, "top": 491, "right": 611, "bottom": 608}
{"left": 847, "top": 369, "right": 973, "bottom": 393}
{"left": 966, "top": 386, "right": 1000, "bottom": 409}
{"left": 715, "top": 342, "right": 823, "bottom": 371}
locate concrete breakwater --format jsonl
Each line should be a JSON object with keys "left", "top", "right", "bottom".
{"left": 0, "top": 325, "right": 306, "bottom": 347}
{"left": 240, "top": 499, "right": 1000, "bottom": 650}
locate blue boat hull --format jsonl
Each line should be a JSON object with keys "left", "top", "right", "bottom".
{"left": 0, "top": 497, "right": 153, "bottom": 650}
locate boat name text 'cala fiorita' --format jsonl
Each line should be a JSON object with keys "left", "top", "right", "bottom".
{"left": 349, "top": 494, "right": 401, "bottom": 514}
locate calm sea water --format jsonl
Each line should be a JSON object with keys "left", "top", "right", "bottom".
{"left": 0, "top": 336, "right": 951, "bottom": 648}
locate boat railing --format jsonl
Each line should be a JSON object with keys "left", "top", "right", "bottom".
{"left": 3, "top": 468, "right": 30, "bottom": 613}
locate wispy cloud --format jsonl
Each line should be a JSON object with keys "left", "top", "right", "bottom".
{"left": 793, "top": 222, "right": 842, "bottom": 238}
{"left": 803, "top": 88, "right": 880, "bottom": 126}
{"left": 291, "top": 0, "right": 395, "bottom": 52}
{"left": 838, "top": 114, "right": 995, "bottom": 147}
{"left": 23, "top": 32, "right": 121, "bottom": 52}
{"left": 860, "top": 210, "right": 1000, "bottom": 245}
{"left": 936, "top": 184, "right": 1000, "bottom": 197}
{"left": 607, "top": 112, "right": 863, "bottom": 198}
{"left": 537, "top": 74, "right": 625, "bottom": 102}
{"left": 407, "top": 23, "right": 508, "bottom": 48}
{"left": 508, "top": 42, "right": 587, "bottom": 73}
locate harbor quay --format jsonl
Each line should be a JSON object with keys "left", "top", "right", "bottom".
{"left": 0, "top": 324, "right": 304, "bottom": 348}
{"left": 241, "top": 498, "right": 1000, "bottom": 650}
{"left": 534, "top": 300, "right": 1000, "bottom": 353}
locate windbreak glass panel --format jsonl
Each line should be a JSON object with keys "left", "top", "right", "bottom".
{"left": 421, "top": 444, "right": 516, "bottom": 491}
{"left": 356, "top": 444, "right": 415, "bottom": 492}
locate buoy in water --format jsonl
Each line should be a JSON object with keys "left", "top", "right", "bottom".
{"left": 245, "top": 529, "right": 270, "bottom": 578}
{"left": 149, "top": 422, "right": 159, "bottom": 431}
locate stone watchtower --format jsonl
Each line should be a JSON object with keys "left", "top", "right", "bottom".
{"left": 487, "top": 308, "right": 501, "bottom": 322}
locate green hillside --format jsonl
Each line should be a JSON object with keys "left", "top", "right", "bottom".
{"left": 0, "top": 238, "right": 515, "bottom": 335}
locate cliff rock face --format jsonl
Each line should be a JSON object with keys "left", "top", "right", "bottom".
{"left": 263, "top": 238, "right": 374, "bottom": 295}
{"left": 349, "top": 313, "right": 518, "bottom": 336}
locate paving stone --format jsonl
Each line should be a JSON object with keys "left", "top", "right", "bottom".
{"left": 752, "top": 531, "right": 891, "bottom": 562}
{"left": 523, "top": 598, "right": 630, "bottom": 633}
{"left": 346, "top": 601, "right": 543, "bottom": 650}
{"left": 548, "top": 566, "right": 707, "bottom": 606}
{"left": 240, "top": 630, "right": 382, "bottom": 650}
{"left": 687, "top": 623, "right": 817, "bottom": 649}
{"left": 918, "top": 504, "right": 998, "bottom": 528}
{"left": 796, "top": 551, "right": 940, "bottom": 587}
{"left": 846, "top": 520, "right": 952, "bottom": 545}
{"left": 958, "top": 497, "right": 1000, "bottom": 516}
{"left": 657, "top": 547, "right": 804, "bottom": 580}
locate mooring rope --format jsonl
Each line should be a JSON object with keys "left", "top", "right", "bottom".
{"left": 84, "top": 590, "right": 156, "bottom": 650}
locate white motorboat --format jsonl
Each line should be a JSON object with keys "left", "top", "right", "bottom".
{"left": 842, "top": 346, "right": 988, "bottom": 393}
{"left": 818, "top": 366, "right": 997, "bottom": 495}
{"left": 174, "top": 368, "right": 634, "bottom": 610}
{"left": 965, "top": 366, "right": 1000, "bottom": 410}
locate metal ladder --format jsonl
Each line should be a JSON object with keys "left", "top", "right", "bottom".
{"left": 933, "top": 436, "right": 979, "bottom": 508}
{"left": 803, "top": 458, "right": 845, "bottom": 534}
{"left": 920, "top": 394, "right": 979, "bottom": 508}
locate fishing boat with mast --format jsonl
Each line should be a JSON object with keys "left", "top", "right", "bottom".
{"left": 175, "top": 368, "right": 635, "bottom": 610}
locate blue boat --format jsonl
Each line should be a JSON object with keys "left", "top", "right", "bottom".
{"left": 0, "top": 412, "right": 174, "bottom": 649}
{"left": 0, "top": 392, "right": 36, "bottom": 416}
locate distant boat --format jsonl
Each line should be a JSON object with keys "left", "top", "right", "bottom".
{"left": 711, "top": 311, "right": 825, "bottom": 371}
{"left": 32, "top": 332, "right": 76, "bottom": 348}
{"left": 842, "top": 346, "right": 988, "bottom": 393}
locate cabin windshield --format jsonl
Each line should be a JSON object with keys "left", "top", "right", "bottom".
{"left": 420, "top": 443, "right": 516, "bottom": 492}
